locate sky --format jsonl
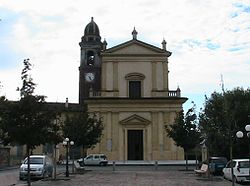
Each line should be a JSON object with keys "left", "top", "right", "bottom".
{"left": 0, "top": 0, "right": 249, "bottom": 112}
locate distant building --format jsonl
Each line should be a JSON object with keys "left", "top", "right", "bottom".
{"left": 79, "top": 17, "right": 187, "bottom": 161}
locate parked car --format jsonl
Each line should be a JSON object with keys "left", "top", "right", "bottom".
{"left": 19, "top": 155, "right": 53, "bottom": 180}
{"left": 223, "top": 159, "right": 250, "bottom": 183}
{"left": 78, "top": 154, "right": 108, "bottom": 166}
{"left": 209, "top": 157, "right": 227, "bottom": 175}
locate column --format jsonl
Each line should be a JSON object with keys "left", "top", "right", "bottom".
{"left": 102, "top": 62, "right": 107, "bottom": 93}
{"left": 162, "top": 59, "right": 168, "bottom": 91}
{"left": 106, "top": 112, "right": 112, "bottom": 151}
{"left": 152, "top": 112, "right": 158, "bottom": 151}
{"left": 112, "top": 112, "right": 119, "bottom": 151}
{"left": 147, "top": 125, "right": 152, "bottom": 160}
{"left": 158, "top": 112, "right": 164, "bottom": 153}
{"left": 113, "top": 62, "right": 119, "bottom": 96}
{"left": 151, "top": 61, "right": 157, "bottom": 95}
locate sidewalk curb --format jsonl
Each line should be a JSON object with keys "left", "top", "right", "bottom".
{"left": 0, "top": 166, "right": 18, "bottom": 171}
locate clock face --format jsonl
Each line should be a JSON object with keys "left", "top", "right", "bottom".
{"left": 85, "top": 72, "right": 95, "bottom": 82}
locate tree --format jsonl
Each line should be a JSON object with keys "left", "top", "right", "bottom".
{"left": 0, "top": 59, "right": 61, "bottom": 185}
{"left": 0, "top": 96, "right": 8, "bottom": 142}
{"left": 199, "top": 87, "right": 250, "bottom": 159}
{"left": 62, "top": 105, "right": 104, "bottom": 159}
{"left": 165, "top": 104, "right": 200, "bottom": 170}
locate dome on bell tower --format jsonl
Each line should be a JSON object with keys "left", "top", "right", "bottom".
{"left": 84, "top": 17, "right": 100, "bottom": 36}
{"left": 81, "top": 17, "right": 101, "bottom": 44}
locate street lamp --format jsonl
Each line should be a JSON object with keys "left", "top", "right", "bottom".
{"left": 236, "top": 124, "right": 250, "bottom": 179}
{"left": 63, "top": 138, "right": 74, "bottom": 177}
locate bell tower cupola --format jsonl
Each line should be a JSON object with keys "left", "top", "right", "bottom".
{"left": 79, "top": 17, "right": 103, "bottom": 67}
{"left": 83, "top": 17, "right": 101, "bottom": 42}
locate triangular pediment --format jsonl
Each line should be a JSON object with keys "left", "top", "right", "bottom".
{"left": 103, "top": 39, "right": 171, "bottom": 56}
{"left": 120, "top": 114, "right": 150, "bottom": 125}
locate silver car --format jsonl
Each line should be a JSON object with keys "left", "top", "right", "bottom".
{"left": 78, "top": 154, "right": 108, "bottom": 166}
{"left": 223, "top": 159, "right": 250, "bottom": 183}
{"left": 19, "top": 155, "right": 53, "bottom": 180}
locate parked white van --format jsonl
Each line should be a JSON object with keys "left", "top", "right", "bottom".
{"left": 19, "top": 155, "right": 53, "bottom": 180}
{"left": 78, "top": 154, "right": 108, "bottom": 166}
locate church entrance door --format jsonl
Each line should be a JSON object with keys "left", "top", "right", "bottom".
{"left": 127, "top": 130, "right": 143, "bottom": 160}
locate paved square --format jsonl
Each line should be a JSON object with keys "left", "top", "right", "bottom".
{"left": 31, "top": 170, "right": 235, "bottom": 186}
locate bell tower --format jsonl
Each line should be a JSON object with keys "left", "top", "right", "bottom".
{"left": 79, "top": 17, "right": 103, "bottom": 104}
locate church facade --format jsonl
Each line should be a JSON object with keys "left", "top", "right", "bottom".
{"left": 79, "top": 18, "right": 187, "bottom": 161}
{"left": 0, "top": 18, "right": 188, "bottom": 166}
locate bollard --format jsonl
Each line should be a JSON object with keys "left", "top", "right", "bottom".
{"left": 113, "top": 161, "right": 115, "bottom": 171}
{"left": 155, "top": 160, "right": 158, "bottom": 171}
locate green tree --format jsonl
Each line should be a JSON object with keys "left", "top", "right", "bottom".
{"left": 62, "top": 105, "right": 104, "bottom": 159}
{"left": 165, "top": 104, "right": 200, "bottom": 170}
{"left": 199, "top": 87, "right": 250, "bottom": 159}
{"left": 0, "top": 96, "right": 8, "bottom": 142}
{"left": 0, "top": 59, "right": 61, "bottom": 185}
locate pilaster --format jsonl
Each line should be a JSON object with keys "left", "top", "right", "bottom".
{"left": 151, "top": 61, "right": 157, "bottom": 96}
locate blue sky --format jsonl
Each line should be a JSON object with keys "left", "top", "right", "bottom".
{"left": 0, "top": 0, "right": 250, "bottom": 113}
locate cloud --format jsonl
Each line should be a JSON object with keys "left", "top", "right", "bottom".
{"left": 0, "top": 0, "right": 249, "bottom": 110}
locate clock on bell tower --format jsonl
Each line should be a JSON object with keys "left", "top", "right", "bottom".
{"left": 79, "top": 17, "right": 104, "bottom": 104}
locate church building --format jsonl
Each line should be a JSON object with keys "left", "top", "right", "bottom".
{"left": 79, "top": 17, "right": 187, "bottom": 161}
{"left": 0, "top": 17, "right": 189, "bottom": 167}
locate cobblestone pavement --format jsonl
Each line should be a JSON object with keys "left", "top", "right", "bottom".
{"left": 29, "top": 170, "right": 237, "bottom": 186}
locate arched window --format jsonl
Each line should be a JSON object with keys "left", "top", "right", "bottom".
{"left": 87, "top": 51, "right": 95, "bottom": 66}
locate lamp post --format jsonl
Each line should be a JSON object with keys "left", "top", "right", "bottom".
{"left": 236, "top": 124, "right": 250, "bottom": 180}
{"left": 63, "top": 138, "right": 74, "bottom": 177}
{"left": 71, "top": 146, "right": 75, "bottom": 174}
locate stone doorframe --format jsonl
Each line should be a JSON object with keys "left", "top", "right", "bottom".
{"left": 119, "top": 114, "right": 151, "bottom": 161}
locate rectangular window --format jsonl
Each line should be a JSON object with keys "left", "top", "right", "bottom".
{"left": 129, "top": 81, "right": 141, "bottom": 98}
